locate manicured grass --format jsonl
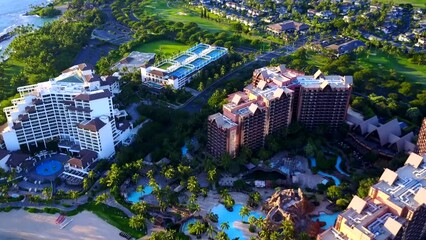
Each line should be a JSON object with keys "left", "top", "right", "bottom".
{"left": 357, "top": 51, "right": 426, "bottom": 86}
{"left": 132, "top": 40, "right": 189, "bottom": 56}
{"left": 158, "top": 62, "right": 173, "bottom": 69}
{"left": 67, "top": 202, "right": 144, "bottom": 238}
{"left": 376, "top": 0, "right": 425, "bottom": 8}
{"left": 306, "top": 51, "right": 329, "bottom": 68}
{"left": 140, "top": 0, "right": 232, "bottom": 32}
{"left": 4, "top": 59, "right": 24, "bottom": 78}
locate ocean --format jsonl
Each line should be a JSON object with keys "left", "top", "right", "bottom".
{"left": 0, "top": 0, "right": 56, "bottom": 51}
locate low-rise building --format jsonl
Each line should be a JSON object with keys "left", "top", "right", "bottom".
{"left": 267, "top": 20, "right": 309, "bottom": 35}
{"left": 111, "top": 51, "right": 155, "bottom": 73}
{"left": 141, "top": 43, "right": 227, "bottom": 89}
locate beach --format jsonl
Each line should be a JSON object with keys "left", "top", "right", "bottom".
{"left": 0, "top": 210, "right": 122, "bottom": 240}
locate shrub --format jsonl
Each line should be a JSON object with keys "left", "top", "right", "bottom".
{"left": 249, "top": 225, "right": 256, "bottom": 232}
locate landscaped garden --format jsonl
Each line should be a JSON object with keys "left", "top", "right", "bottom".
{"left": 131, "top": 40, "right": 190, "bottom": 56}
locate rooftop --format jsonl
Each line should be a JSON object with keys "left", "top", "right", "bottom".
{"left": 208, "top": 113, "right": 238, "bottom": 129}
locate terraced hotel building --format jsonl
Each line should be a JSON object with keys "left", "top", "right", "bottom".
{"left": 140, "top": 43, "right": 227, "bottom": 89}
{"left": 0, "top": 64, "right": 132, "bottom": 159}
{"left": 207, "top": 65, "right": 352, "bottom": 158}
{"left": 317, "top": 152, "right": 426, "bottom": 240}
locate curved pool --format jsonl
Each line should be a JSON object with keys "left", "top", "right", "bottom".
{"left": 127, "top": 186, "right": 153, "bottom": 203}
{"left": 35, "top": 160, "right": 62, "bottom": 176}
{"left": 211, "top": 204, "right": 264, "bottom": 240}
{"left": 311, "top": 212, "right": 340, "bottom": 229}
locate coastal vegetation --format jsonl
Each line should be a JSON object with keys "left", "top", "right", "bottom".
{"left": 28, "top": 4, "right": 62, "bottom": 18}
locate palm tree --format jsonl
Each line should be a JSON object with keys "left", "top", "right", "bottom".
{"left": 95, "top": 192, "right": 109, "bottom": 206}
{"left": 206, "top": 223, "right": 216, "bottom": 239}
{"left": 220, "top": 221, "right": 229, "bottom": 231}
{"left": 215, "top": 231, "right": 230, "bottom": 240}
{"left": 239, "top": 205, "right": 250, "bottom": 221}
{"left": 131, "top": 201, "right": 148, "bottom": 215}
{"left": 281, "top": 219, "right": 295, "bottom": 240}
{"left": 188, "top": 221, "right": 206, "bottom": 236}
{"left": 248, "top": 216, "right": 257, "bottom": 228}
{"left": 83, "top": 178, "right": 89, "bottom": 190}
{"left": 69, "top": 190, "right": 79, "bottom": 205}
{"left": 129, "top": 214, "right": 146, "bottom": 230}
{"left": 88, "top": 170, "right": 95, "bottom": 180}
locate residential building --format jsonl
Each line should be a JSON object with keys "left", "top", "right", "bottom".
{"left": 207, "top": 73, "right": 294, "bottom": 158}
{"left": 325, "top": 39, "right": 366, "bottom": 56}
{"left": 318, "top": 152, "right": 426, "bottom": 240}
{"left": 417, "top": 118, "right": 426, "bottom": 155}
{"left": 141, "top": 43, "right": 227, "bottom": 89}
{"left": 1, "top": 63, "right": 132, "bottom": 159}
{"left": 252, "top": 66, "right": 352, "bottom": 129}
{"left": 207, "top": 65, "right": 352, "bottom": 157}
{"left": 267, "top": 20, "right": 309, "bottom": 35}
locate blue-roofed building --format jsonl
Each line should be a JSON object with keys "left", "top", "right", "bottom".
{"left": 140, "top": 43, "right": 228, "bottom": 89}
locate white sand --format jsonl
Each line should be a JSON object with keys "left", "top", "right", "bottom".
{"left": 0, "top": 210, "right": 122, "bottom": 240}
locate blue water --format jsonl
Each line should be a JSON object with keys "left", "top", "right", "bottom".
{"left": 170, "top": 67, "right": 190, "bottom": 78}
{"left": 318, "top": 171, "right": 341, "bottom": 186}
{"left": 174, "top": 54, "right": 190, "bottom": 63}
{"left": 127, "top": 186, "right": 153, "bottom": 203}
{"left": 181, "top": 145, "right": 188, "bottom": 156}
{"left": 0, "top": 0, "right": 57, "bottom": 51}
{"left": 335, "top": 156, "right": 349, "bottom": 176}
{"left": 191, "top": 45, "right": 208, "bottom": 54}
{"left": 35, "top": 160, "right": 62, "bottom": 176}
{"left": 311, "top": 212, "right": 340, "bottom": 230}
{"left": 211, "top": 204, "right": 264, "bottom": 240}
{"left": 207, "top": 49, "right": 223, "bottom": 58}
{"left": 181, "top": 217, "right": 197, "bottom": 234}
{"left": 189, "top": 57, "right": 208, "bottom": 67}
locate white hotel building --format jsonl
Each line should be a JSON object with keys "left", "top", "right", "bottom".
{"left": 1, "top": 64, "right": 132, "bottom": 159}
{"left": 141, "top": 43, "right": 227, "bottom": 89}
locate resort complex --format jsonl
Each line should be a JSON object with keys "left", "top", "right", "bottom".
{"left": 140, "top": 43, "right": 228, "bottom": 89}
{"left": 318, "top": 152, "right": 426, "bottom": 240}
{"left": 207, "top": 65, "right": 352, "bottom": 158}
{"left": 416, "top": 118, "right": 426, "bottom": 155}
{"left": 0, "top": 63, "right": 132, "bottom": 159}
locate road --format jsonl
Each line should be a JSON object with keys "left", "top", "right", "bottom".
{"left": 180, "top": 41, "right": 306, "bottom": 113}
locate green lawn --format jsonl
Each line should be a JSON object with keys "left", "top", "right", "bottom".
{"left": 66, "top": 202, "right": 145, "bottom": 238}
{"left": 4, "top": 59, "right": 24, "bottom": 78}
{"left": 357, "top": 51, "right": 426, "bottom": 86}
{"left": 376, "top": 0, "right": 425, "bottom": 8}
{"left": 140, "top": 0, "right": 232, "bottom": 32}
{"left": 132, "top": 40, "right": 190, "bottom": 56}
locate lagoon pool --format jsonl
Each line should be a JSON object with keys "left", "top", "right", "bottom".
{"left": 335, "top": 156, "right": 349, "bottom": 176}
{"left": 181, "top": 145, "right": 188, "bottom": 156}
{"left": 211, "top": 204, "right": 264, "bottom": 240}
{"left": 311, "top": 212, "right": 340, "bottom": 230}
{"left": 127, "top": 186, "right": 153, "bottom": 203}
{"left": 318, "top": 171, "right": 341, "bottom": 186}
{"left": 35, "top": 160, "right": 62, "bottom": 176}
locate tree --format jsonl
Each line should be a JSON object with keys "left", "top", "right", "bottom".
{"left": 357, "top": 178, "right": 377, "bottom": 198}
{"left": 215, "top": 231, "right": 230, "bottom": 240}
{"left": 95, "top": 192, "right": 109, "bottom": 205}
{"left": 188, "top": 221, "right": 206, "bottom": 236}
{"left": 129, "top": 214, "right": 146, "bottom": 230}
{"left": 239, "top": 205, "right": 250, "bottom": 221}
{"left": 131, "top": 201, "right": 148, "bottom": 215}
{"left": 406, "top": 107, "right": 421, "bottom": 122}
{"left": 220, "top": 221, "right": 230, "bottom": 231}
{"left": 326, "top": 185, "right": 343, "bottom": 200}
{"left": 83, "top": 178, "right": 89, "bottom": 190}
{"left": 248, "top": 216, "right": 257, "bottom": 228}
{"left": 280, "top": 220, "right": 295, "bottom": 240}
{"left": 206, "top": 223, "right": 216, "bottom": 239}
{"left": 42, "top": 187, "right": 52, "bottom": 200}
{"left": 198, "top": 81, "right": 205, "bottom": 91}
{"left": 207, "top": 169, "right": 217, "bottom": 185}
{"left": 69, "top": 190, "right": 79, "bottom": 205}
{"left": 88, "top": 170, "right": 95, "bottom": 180}
{"left": 336, "top": 198, "right": 350, "bottom": 209}
{"left": 187, "top": 176, "right": 200, "bottom": 194}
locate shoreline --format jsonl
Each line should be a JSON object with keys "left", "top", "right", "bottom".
{"left": 0, "top": 209, "right": 123, "bottom": 240}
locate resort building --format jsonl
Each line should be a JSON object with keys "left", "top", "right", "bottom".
{"left": 140, "top": 43, "right": 228, "bottom": 89}
{"left": 417, "top": 118, "right": 426, "bottom": 155}
{"left": 318, "top": 152, "right": 426, "bottom": 240}
{"left": 207, "top": 65, "right": 352, "bottom": 158}
{"left": 252, "top": 66, "right": 352, "bottom": 130}
{"left": 0, "top": 63, "right": 132, "bottom": 159}
{"left": 207, "top": 78, "right": 294, "bottom": 158}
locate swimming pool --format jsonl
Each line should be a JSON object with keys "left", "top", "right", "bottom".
{"left": 170, "top": 67, "right": 191, "bottom": 78}
{"left": 36, "top": 160, "right": 62, "bottom": 176}
{"left": 175, "top": 54, "right": 190, "bottom": 63}
{"left": 127, "top": 185, "right": 153, "bottom": 203}
{"left": 189, "top": 58, "right": 208, "bottom": 67}
{"left": 311, "top": 212, "right": 340, "bottom": 230}
{"left": 181, "top": 145, "right": 188, "bottom": 156}
{"left": 318, "top": 171, "right": 341, "bottom": 186}
{"left": 211, "top": 204, "right": 264, "bottom": 240}
{"left": 181, "top": 217, "right": 198, "bottom": 234}
{"left": 191, "top": 45, "right": 209, "bottom": 54}
{"left": 335, "top": 156, "right": 350, "bottom": 176}
{"left": 207, "top": 49, "right": 224, "bottom": 58}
